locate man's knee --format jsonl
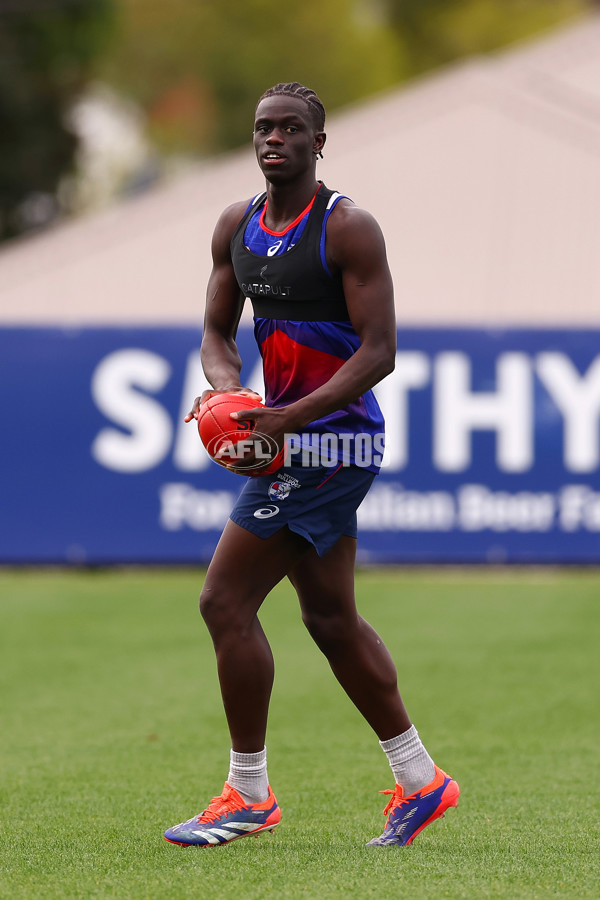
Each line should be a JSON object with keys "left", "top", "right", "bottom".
{"left": 302, "top": 607, "right": 356, "bottom": 657}
{"left": 199, "top": 584, "right": 236, "bottom": 634}
{"left": 199, "top": 583, "right": 261, "bottom": 639}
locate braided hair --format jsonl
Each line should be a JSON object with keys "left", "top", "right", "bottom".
{"left": 257, "top": 82, "right": 325, "bottom": 132}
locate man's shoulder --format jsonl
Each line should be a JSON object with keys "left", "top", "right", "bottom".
{"left": 324, "top": 196, "right": 387, "bottom": 271}
{"left": 326, "top": 198, "right": 382, "bottom": 239}
{"left": 218, "top": 197, "right": 256, "bottom": 229}
{"left": 213, "top": 196, "right": 262, "bottom": 247}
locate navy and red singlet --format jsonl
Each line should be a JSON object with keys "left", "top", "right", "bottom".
{"left": 230, "top": 182, "right": 385, "bottom": 472}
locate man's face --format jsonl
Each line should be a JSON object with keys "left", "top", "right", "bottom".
{"left": 253, "top": 95, "right": 325, "bottom": 183}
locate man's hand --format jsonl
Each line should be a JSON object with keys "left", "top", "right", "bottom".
{"left": 221, "top": 404, "right": 292, "bottom": 472}
{"left": 184, "top": 387, "right": 263, "bottom": 423}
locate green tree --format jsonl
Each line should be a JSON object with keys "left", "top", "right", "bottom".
{"left": 100, "top": 0, "right": 588, "bottom": 159}
{"left": 0, "top": 0, "right": 114, "bottom": 241}
{"left": 384, "top": 0, "right": 587, "bottom": 75}
{"left": 0, "top": 0, "right": 590, "bottom": 242}
{"left": 199, "top": 0, "right": 405, "bottom": 150}
{"left": 100, "top": 0, "right": 405, "bottom": 155}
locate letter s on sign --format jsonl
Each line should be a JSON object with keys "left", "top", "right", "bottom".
{"left": 91, "top": 349, "right": 173, "bottom": 473}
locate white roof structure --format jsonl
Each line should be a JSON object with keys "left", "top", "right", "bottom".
{"left": 1, "top": 13, "right": 600, "bottom": 326}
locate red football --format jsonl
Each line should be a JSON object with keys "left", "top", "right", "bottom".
{"left": 197, "top": 392, "right": 286, "bottom": 476}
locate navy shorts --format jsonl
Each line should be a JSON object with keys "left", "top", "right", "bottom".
{"left": 229, "top": 461, "right": 376, "bottom": 557}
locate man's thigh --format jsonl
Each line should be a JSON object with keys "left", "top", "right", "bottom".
{"left": 204, "top": 519, "right": 311, "bottom": 610}
{"left": 287, "top": 534, "right": 358, "bottom": 618}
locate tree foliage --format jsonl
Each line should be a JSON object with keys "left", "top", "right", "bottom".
{"left": 0, "top": 0, "right": 114, "bottom": 241}
{"left": 100, "top": 0, "right": 404, "bottom": 155}
{"left": 98, "top": 0, "right": 587, "bottom": 158}
{"left": 0, "top": 0, "right": 589, "bottom": 243}
{"left": 384, "top": 0, "right": 587, "bottom": 74}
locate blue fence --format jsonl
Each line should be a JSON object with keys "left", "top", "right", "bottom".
{"left": 1, "top": 327, "right": 599, "bottom": 564}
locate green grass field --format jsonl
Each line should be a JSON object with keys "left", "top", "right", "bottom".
{"left": 1, "top": 568, "right": 598, "bottom": 899}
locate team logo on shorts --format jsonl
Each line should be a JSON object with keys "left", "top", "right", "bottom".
{"left": 268, "top": 481, "right": 293, "bottom": 501}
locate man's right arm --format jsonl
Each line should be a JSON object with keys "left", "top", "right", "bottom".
{"left": 201, "top": 201, "right": 248, "bottom": 389}
{"left": 185, "top": 200, "right": 260, "bottom": 423}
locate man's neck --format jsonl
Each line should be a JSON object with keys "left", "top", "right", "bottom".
{"left": 263, "top": 176, "right": 320, "bottom": 232}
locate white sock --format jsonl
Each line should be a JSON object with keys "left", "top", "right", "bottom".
{"left": 380, "top": 725, "right": 436, "bottom": 796}
{"left": 227, "top": 747, "right": 269, "bottom": 804}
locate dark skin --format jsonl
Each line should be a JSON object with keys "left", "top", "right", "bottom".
{"left": 186, "top": 95, "right": 411, "bottom": 752}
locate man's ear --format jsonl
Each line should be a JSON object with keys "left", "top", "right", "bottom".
{"left": 314, "top": 131, "right": 326, "bottom": 156}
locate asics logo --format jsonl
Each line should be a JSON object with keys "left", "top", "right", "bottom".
{"left": 253, "top": 505, "right": 280, "bottom": 519}
{"left": 267, "top": 241, "right": 283, "bottom": 256}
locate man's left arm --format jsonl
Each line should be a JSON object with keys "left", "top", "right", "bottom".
{"left": 277, "top": 202, "right": 397, "bottom": 431}
{"left": 230, "top": 203, "right": 396, "bottom": 451}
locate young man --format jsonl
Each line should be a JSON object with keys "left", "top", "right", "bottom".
{"left": 164, "top": 82, "right": 459, "bottom": 848}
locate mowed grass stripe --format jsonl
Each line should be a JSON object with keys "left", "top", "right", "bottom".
{"left": 0, "top": 570, "right": 598, "bottom": 898}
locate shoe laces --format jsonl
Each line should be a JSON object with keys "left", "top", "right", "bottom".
{"left": 379, "top": 785, "right": 408, "bottom": 817}
{"left": 197, "top": 787, "right": 241, "bottom": 825}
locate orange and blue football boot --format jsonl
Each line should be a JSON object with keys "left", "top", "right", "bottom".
{"left": 366, "top": 765, "right": 459, "bottom": 847}
{"left": 164, "top": 782, "right": 281, "bottom": 847}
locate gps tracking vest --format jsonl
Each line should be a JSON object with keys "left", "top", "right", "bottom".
{"left": 230, "top": 183, "right": 350, "bottom": 322}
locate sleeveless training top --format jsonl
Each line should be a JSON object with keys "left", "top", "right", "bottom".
{"left": 229, "top": 182, "right": 385, "bottom": 472}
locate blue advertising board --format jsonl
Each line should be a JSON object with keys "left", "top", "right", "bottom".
{"left": 1, "top": 327, "right": 599, "bottom": 564}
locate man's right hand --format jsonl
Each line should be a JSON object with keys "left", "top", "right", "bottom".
{"left": 184, "top": 387, "right": 263, "bottom": 423}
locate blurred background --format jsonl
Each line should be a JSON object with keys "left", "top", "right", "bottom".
{"left": 0, "top": 0, "right": 591, "bottom": 238}
{"left": 1, "top": 0, "right": 600, "bottom": 564}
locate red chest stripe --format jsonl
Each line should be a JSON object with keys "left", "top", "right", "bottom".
{"left": 261, "top": 328, "right": 345, "bottom": 404}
